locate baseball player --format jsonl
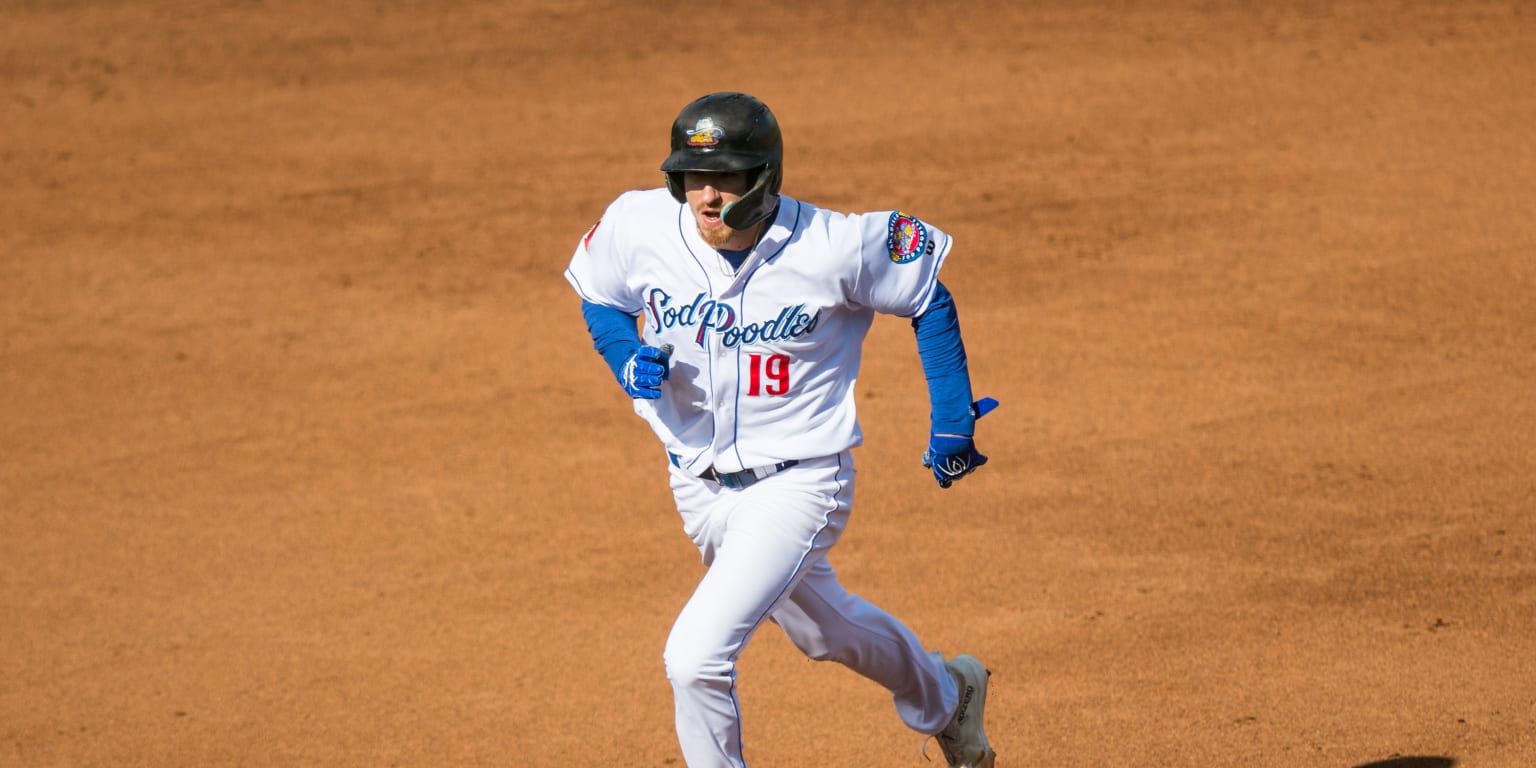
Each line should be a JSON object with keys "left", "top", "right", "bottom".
{"left": 564, "top": 92, "right": 997, "bottom": 768}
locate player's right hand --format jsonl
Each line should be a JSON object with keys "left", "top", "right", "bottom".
{"left": 620, "top": 345, "right": 671, "bottom": 399}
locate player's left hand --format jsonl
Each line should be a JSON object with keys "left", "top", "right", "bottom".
{"left": 921, "top": 397, "right": 998, "bottom": 489}
{"left": 923, "top": 435, "right": 987, "bottom": 488}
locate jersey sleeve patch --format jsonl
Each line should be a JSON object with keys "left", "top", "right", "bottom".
{"left": 887, "top": 211, "right": 934, "bottom": 264}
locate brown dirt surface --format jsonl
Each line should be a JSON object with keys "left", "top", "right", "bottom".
{"left": 4, "top": 1, "right": 1534, "bottom": 766}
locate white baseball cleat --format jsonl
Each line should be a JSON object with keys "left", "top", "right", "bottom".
{"left": 935, "top": 654, "right": 996, "bottom": 767}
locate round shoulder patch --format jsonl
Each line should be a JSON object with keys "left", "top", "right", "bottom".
{"left": 886, "top": 211, "right": 930, "bottom": 264}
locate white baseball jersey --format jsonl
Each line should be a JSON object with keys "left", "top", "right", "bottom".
{"left": 565, "top": 188, "right": 953, "bottom": 475}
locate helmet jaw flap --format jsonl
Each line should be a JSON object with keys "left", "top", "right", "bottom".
{"left": 661, "top": 92, "right": 783, "bottom": 229}
{"left": 721, "top": 165, "right": 778, "bottom": 230}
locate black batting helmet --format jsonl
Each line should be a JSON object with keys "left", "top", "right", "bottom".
{"left": 660, "top": 92, "right": 783, "bottom": 230}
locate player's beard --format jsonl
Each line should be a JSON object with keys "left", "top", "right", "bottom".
{"left": 697, "top": 220, "right": 734, "bottom": 248}
{"left": 692, "top": 201, "right": 737, "bottom": 248}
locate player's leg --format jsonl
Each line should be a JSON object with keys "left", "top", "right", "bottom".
{"left": 757, "top": 451, "right": 956, "bottom": 732}
{"left": 662, "top": 456, "right": 850, "bottom": 768}
{"left": 769, "top": 558, "right": 959, "bottom": 735}
{"left": 766, "top": 454, "right": 994, "bottom": 764}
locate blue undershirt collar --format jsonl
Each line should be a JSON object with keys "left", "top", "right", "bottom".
{"left": 717, "top": 247, "right": 752, "bottom": 270}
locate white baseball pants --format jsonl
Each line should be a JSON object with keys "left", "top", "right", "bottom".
{"left": 662, "top": 451, "right": 959, "bottom": 767}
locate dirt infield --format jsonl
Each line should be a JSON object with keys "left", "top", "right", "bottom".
{"left": 3, "top": 1, "right": 1534, "bottom": 766}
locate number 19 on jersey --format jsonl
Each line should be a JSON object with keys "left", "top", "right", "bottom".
{"left": 746, "top": 353, "right": 791, "bottom": 396}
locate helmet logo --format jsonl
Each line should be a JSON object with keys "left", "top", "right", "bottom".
{"left": 685, "top": 117, "right": 724, "bottom": 147}
{"left": 887, "top": 211, "right": 931, "bottom": 264}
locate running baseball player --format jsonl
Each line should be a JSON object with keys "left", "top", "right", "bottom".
{"left": 564, "top": 92, "right": 998, "bottom": 768}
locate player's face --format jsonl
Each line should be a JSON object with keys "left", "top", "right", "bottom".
{"left": 683, "top": 171, "right": 761, "bottom": 250}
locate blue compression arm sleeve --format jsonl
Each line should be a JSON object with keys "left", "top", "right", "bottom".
{"left": 581, "top": 300, "right": 642, "bottom": 381}
{"left": 912, "top": 282, "right": 977, "bottom": 436}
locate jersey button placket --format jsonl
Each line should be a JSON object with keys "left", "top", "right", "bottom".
{"left": 706, "top": 298, "right": 742, "bottom": 473}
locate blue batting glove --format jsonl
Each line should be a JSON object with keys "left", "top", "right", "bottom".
{"left": 923, "top": 435, "right": 988, "bottom": 488}
{"left": 620, "top": 345, "right": 671, "bottom": 399}
{"left": 921, "top": 397, "right": 998, "bottom": 489}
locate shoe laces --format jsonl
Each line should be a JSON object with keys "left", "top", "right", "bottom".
{"left": 919, "top": 735, "right": 938, "bottom": 763}
{"left": 918, "top": 732, "right": 962, "bottom": 765}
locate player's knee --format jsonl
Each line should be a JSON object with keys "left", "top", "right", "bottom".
{"left": 660, "top": 632, "right": 737, "bottom": 688}
{"left": 783, "top": 631, "right": 837, "bottom": 662}
{"left": 776, "top": 610, "right": 851, "bottom": 664}
{"left": 663, "top": 643, "right": 734, "bottom": 689}
{"left": 799, "top": 640, "right": 854, "bottom": 666}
